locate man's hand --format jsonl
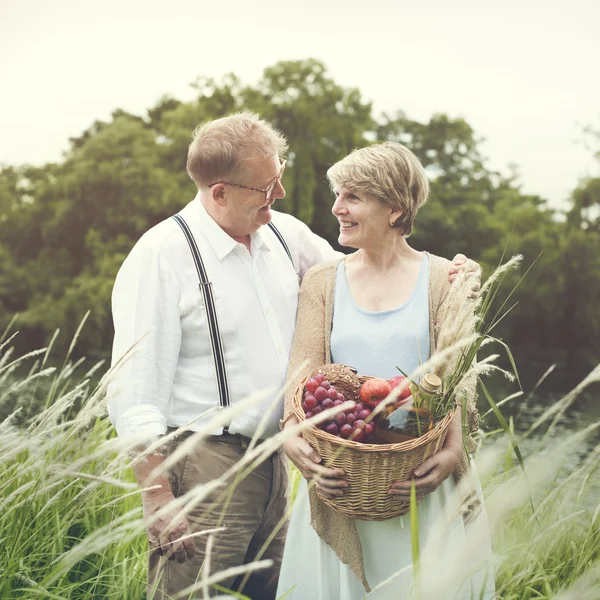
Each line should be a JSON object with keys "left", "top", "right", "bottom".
{"left": 450, "top": 253, "right": 481, "bottom": 296}
{"left": 283, "top": 425, "right": 348, "bottom": 500}
{"left": 132, "top": 446, "right": 195, "bottom": 563}
{"left": 142, "top": 489, "right": 195, "bottom": 563}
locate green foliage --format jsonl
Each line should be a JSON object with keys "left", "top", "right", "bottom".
{"left": 0, "top": 59, "right": 598, "bottom": 389}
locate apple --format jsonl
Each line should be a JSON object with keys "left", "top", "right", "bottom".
{"left": 389, "top": 375, "right": 412, "bottom": 401}
{"left": 359, "top": 378, "right": 392, "bottom": 408}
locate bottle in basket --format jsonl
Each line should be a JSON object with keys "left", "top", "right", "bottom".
{"left": 376, "top": 373, "right": 442, "bottom": 441}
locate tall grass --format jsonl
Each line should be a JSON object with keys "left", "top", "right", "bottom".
{"left": 0, "top": 324, "right": 599, "bottom": 599}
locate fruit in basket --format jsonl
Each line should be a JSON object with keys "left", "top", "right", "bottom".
{"left": 301, "top": 368, "right": 380, "bottom": 444}
{"left": 351, "top": 429, "right": 365, "bottom": 442}
{"left": 325, "top": 422, "right": 338, "bottom": 436}
{"left": 322, "top": 398, "right": 334, "bottom": 410}
{"left": 305, "top": 379, "right": 319, "bottom": 393}
{"left": 334, "top": 412, "right": 346, "bottom": 426}
{"left": 359, "top": 378, "right": 392, "bottom": 408}
{"left": 314, "top": 387, "right": 328, "bottom": 401}
{"left": 304, "top": 395, "right": 318, "bottom": 410}
{"left": 339, "top": 424, "right": 353, "bottom": 438}
{"left": 388, "top": 375, "right": 413, "bottom": 401}
{"left": 358, "top": 409, "right": 371, "bottom": 421}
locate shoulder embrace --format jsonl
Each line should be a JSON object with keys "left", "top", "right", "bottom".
{"left": 301, "top": 257, "right": 343, "bottom": 289}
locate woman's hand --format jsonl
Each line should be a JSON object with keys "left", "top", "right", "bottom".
{"left": 450, "top": 254, "right": 481, "bottom": 296}
{"left": 283, "top": 433, "right": 348, "bottom": 499}
{"left": 389, "top": 407, "right": 463, "bottom": 500}
{"left": 388, "top": 448, "right": 461, "bottom": 500}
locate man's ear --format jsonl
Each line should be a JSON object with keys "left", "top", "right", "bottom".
{"left": 210, "top": 183, "right": 227, "bottom": 207}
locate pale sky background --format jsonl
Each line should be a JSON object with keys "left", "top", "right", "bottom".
{"left": 1, "top": 0, "right": 599, "bottom": 211}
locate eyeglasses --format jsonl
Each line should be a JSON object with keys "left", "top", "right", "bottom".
{"left": 209, "top": 160, "right": 287, "bottom": 201}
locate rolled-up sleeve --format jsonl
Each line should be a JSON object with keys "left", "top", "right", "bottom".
{"left": 107, "top": 243, "right": 181, "bottom": 440}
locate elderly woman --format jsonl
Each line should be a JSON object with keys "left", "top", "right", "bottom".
{"left": 277, "top": 142, "right": 494, "bottom": 599}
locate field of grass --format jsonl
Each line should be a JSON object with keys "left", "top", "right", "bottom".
{"left": 1, "top": 326, "right": 599, "bottom": 599}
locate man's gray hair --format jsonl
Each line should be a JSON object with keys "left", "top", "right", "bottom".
{"left": 187, "top": 112, "right": 288, "bottom": 188}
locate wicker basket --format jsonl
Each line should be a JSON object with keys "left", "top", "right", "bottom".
{"left": 292, "top": 372, "right": 455, "bottom": 521}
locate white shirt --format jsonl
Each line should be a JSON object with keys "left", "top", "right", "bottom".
{"left": 108, "top": 196, "right": 337, "bottom": 440}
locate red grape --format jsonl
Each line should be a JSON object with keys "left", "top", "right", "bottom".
{"left": 354, "top": 420, "right": 366, "bottom": 430}
{"left": 305, "top": 378, "right": 318, "bottom": 394}
{"left": 304, "top": 395, "right": 318, "bottom": 410}
{"left": 358, "top": 409, "right": 371, "bottom": 421}
{"left": 339, "top": 424, "right": 353, "bottom": 438}
{"left": 326, "top": 388, "right": 338, "bottom": 400}
{"left": 314, "top": 374, "right": 325, "bottom": 385}
{"left": 346, "top": 413, "right": 355, "bottom": 426}
{"left": 325, "top": 422, "right": 338, "bottom": 436}
{"left": 305, "top": 411, "right": 313, "bottom": 419}
{"left": 321, "top": 381, "right": 331, "bottom": 390}
{"left": 334, "top": 412, "right": 346, "bottom": 426}
{"left": 364, "top": 423, "right": 374, "bottom": 436}
{"left": 314, "top": 387, "right": 327, "bottom": 401}
{"left": 321, "top": 398, "right": 334, "bottom": 410}
{"left": 312, "top": 406, "right": 323, "bottom": 415}
{"left": 351, "top": 429, "right": 365, "bottom": 442}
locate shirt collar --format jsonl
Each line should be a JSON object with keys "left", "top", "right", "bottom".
{"left": 251, "top": 224, "right": 273, "bottom": 255}
{"left": 189, "top": 195, "right": 239, "bottom": 261}
{"left": 189, "top": 195, "right": 273, "bottom": 260}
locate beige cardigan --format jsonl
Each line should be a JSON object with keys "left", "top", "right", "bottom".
{"left": 283, "top": 253, "right": 479, "bottom": 592}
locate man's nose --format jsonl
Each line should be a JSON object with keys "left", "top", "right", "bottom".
{"left": 273, "top": 179, "right": 286, "bottom": 200}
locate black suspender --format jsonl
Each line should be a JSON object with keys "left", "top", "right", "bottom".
{"left": 172, "top": 214, "right": 231, "bottom": 408}
{"left": 171, "top": 214, "right": 293, "bottom": 412}
{"left": 267, "top": 222, "right": 293, "bottom": 264}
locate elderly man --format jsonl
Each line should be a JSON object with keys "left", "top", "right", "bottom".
{"left": 108, "top": 112, "right": 474, "bottom": 599}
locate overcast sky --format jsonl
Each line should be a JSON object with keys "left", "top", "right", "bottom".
{"left": 1, "top": 0, "right": 598, "bottom": 210}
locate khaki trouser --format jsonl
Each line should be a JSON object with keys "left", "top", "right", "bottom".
{"left": 148, "top": 433, "right": 289, "bottom": 600}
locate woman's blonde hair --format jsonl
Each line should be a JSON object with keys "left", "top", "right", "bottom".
{"left": 327, "top": 141, "right": 429, "bottom": 236}
{"left": 186, "top": 112, "right": 288, "bottom": 188}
